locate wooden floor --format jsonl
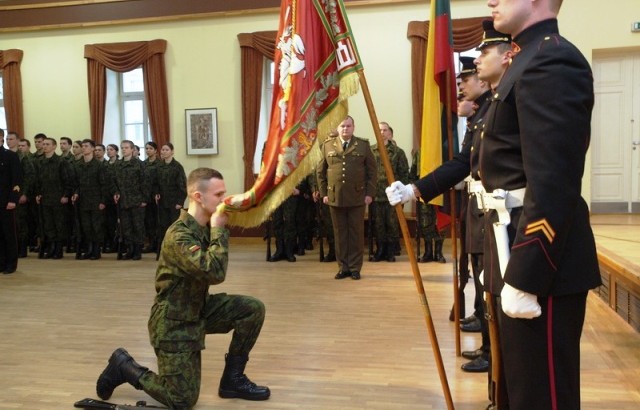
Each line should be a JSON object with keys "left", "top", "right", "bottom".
{"left": 1, "top": 216, "right": 639, "bottom": 409}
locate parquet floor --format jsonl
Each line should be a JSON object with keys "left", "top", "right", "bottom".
{"left": 0, "top": 216, "right": 638, "bottom": 409}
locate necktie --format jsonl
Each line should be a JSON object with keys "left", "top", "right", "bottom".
{"left": 343, "top": 141, "right": 348, "bottom": 151}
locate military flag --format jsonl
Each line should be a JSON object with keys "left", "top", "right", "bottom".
{"left": 224, "top": 0, "right": 363, "bottom": 227}
{"left": 419, "top": 0, "right": 456, "bottom": 206}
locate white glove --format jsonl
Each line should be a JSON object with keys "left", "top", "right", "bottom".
{"left": 501, "top": 282, "right": 541, "bottom": 319}
{"left": 478, "top": 269, "right": 484, "bottom": 286}
{"left": 385, "top": 181, "right": 415, "bottom": 206}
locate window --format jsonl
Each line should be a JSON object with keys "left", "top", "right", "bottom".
{"left": 253, "top": 59, "right": 275, "bottom": 174}
{"left": 0, "top": 73, "right": 6, "bottom": 143}
{"left": 103, "top": 67, "right": 151, "bottom": 159}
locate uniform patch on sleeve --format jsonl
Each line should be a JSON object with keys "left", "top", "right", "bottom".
{"left": 525, "top": 219, "right": 556, "bottom": 244}
{"left": 188, "top": 245, "right": 201, "bottom": 253}
{"left": 12, "top": 185, "right": 20, "bottom": 193}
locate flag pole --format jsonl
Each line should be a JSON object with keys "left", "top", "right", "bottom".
{"left": 444, "top": 70, "right": 461, "bottom": 357}
{"left": 357, "top": 70, "right": 454, "bottom": 410}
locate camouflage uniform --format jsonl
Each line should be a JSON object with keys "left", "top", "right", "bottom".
{"left": 143, "top": 158, "right": 160, "bottom": 252}
{"left": 269, "top": 194, "right": 299, "bottom": 262}
{"left": 142, "top": 211, "right": 265, "bottom": 408}
{"left": 62, "top": 154, "right": 79, "bottom": 252}
{"left": 154, "top": 159, "right": 187, "bottom": 245}
{"left": 16, "top": 151, "right": 36, "bottom": 256}
{"left": 74, "top": 157, "right": 108, "bottom": 258}
{"left": 36, "top": 154, "right": 74, "bottom": 249}
{"left": 110, "top": 157, "right": 148, "bottom": 255}
{"left": 103, "top": 160, "right": 118, "bottom": 252}
{"left": 371, "top": 141, "right": 409, "bottom": 261}
{"left": 409, "top": 150, "right": 445, "bottom": 262}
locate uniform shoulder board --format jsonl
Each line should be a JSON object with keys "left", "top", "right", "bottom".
{"left": 354, "top": 136, "right": 370, "bottom": 144}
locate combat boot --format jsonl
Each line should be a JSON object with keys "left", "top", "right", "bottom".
{"left": 79, "top": 242, "right": 93, "bottom": 260}
{"left": 385, "top": 240, "right": 396, "bottom": 262}
{"left": 434, "top": 239, "right": 446, "bottom": 263}
{"left": 372, "top": 240, "right": 385, "bottom": 262}
{"left": 90, "top": 242, "right": 102, "bottom": 260}
{"left": 42, "top": 242, "right": 55, "bottom": 259}
{"left": 96, "top": 348, "right": 148, "bottom": 400}
{"left": 268, "top": 239, "right": 285, "bottom": 262}
{"left": 18, "top": 240, "right": 28, "bottom": 258}
{"left": 419, "top": 240, "right": 433, "bottom": 263}
{"left": 52, "top": 242, "right": 64, "bottom": 259}
{"left": 285, "top": 240, "right": 297, "bottom": 262}
{"left": 323, "top": 242, "right": 336, "bottom": 262}
{"left": 121, "top": 243, "right": 134, "bottom": 260}
{"left": 218, "top": 354, "right": 270, "bottom": 401}
{"left": 131, "top": 244, "right": 142, "bottom": 260}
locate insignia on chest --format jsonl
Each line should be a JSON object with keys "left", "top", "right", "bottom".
{"left": 188, "top": 245, "right": 201, "bottom": 253}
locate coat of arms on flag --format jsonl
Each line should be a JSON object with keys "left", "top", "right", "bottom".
{"left": 224, "top": 0, "right": 363, "bottom": 228}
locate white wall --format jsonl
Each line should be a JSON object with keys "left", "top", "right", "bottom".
{"left": 1, "top": 0, "right": 639, "bottom": 198}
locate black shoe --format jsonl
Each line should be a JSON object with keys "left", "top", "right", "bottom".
{"left": 350, "top": 271, "right": 361, "bottom": 280}
{"left": 460, "top": 317, "right": 481, "bottom": 333}
{"left": 461, "top": 348, "right": 483, "bottom": 360}
{"left": 461, "top": 356, "right": 489, "bottom": 373}
{"left": 322, "top": 253, "right": 336, "bottom": 262}
{"left": 460, "top": 315, "right": 478, "bottom": 325}
{"left": 334, "top": 271, "right": 351, "bottom": 279}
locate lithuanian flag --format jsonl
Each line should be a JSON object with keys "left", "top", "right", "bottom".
{"left": 419, "top": 0, "right": 456, "bottom": 206}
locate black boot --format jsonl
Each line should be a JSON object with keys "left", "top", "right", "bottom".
{"left": 121, "top": 243, "right": 134, "bottom": 260}
{"left": 43, "top": 242, "right": 55, "bottom": 259}
{"left": 385, "top": 241, "right": 396, "bottom": 262}
{"left": 18, "top": 240, "right": 28, "bottom": 258}
{"left": 285, "top": 240, "right": 297, "bottom": 262}
{"left": 419, "top": 240, "right": 433, "bottom": 263}
{"left": 90, "top": 242, "right": 102, "bottom": 260}
{"left": 372, "top": 241, "right": 385, "bottom": 262}
{"left": 79, "top": 242, "right": 94, "bottom": 260}
{"left": 434, "top": 239, "right": 446, "bottom": 263}
{"left": 96, "top": 348, "right": 148, "bottom": 400}
{"left": 218, "top": 354, "right": 270, "bottom": 401}
{"left": 52, "top": 242, "right": 64, "bottom": 259}
{"left": 296, "top": 238, "right": 306, "bottom": 256}
{"left": 131, "top": 244, "right": 142, "bottom": 260}
{"left": 323, "top": 242, "right": 336, "bottom": 262}
{"left": 394, "top": 240, "right": 401, "bottom": 256}
{"left": 269, "top": 239, "right": 285, "bottom": 262}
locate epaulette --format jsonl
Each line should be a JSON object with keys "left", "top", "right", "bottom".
{"left": 354, "top": 136, "right": 370, "bottom": 144}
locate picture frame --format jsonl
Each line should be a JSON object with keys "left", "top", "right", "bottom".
{"left": 185, "top": 107, "right": 218, "bottom": 155}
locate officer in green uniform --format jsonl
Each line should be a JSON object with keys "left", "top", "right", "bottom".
{"left": 110, "top": 140, "right": 148, "bottom": 260}
{"left": 72, "top": 139, "right": 108, "bottom": 260}
{"left": 317, "top": 115, "right": 376, "bottom": 280}
{"left": 370, "top": 122, "right": 409, "bottom": 262}
{"left": 96, "top": 167, "right": 269, "bottom": 409}
{"left": 35, "top": 137, "right": 73, "bottom": 259}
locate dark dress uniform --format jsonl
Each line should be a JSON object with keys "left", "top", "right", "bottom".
{"left": 0, "top": 146, "right": 23, "bottom": 273}
{"left": 317, "top": 135, "right": 376, "bottom": 277}
{"left": 478, "top": 19, "right": 601, "bottom": 410}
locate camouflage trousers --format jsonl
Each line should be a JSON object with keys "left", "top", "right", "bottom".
{"left": 17, "top": 203, "right": 30, "bottom": 242}
{"left": 158, "top": 205, "right": 180, "bottom": 244}
{"left": 79, "top": 208, "right": 104, "bottom": 245}
{"left": 120, "top": 205, "right": 145, "bottom": 245}
{"left": 417, "top": 202, "right": 444, "bottom": 241}
{"left": 144, "top": 202, "right": 158, "bottom": 247}
{"left": 42, "top": 204, "right": 68, "bottom": 242}
{"left": 372, "top": 201, "right": 400, "bottom": 242}
{"left": 141, "top": 293, "right": 265, "bottom": 409}
{"left": 271, "top": 196, "right": 298, "bottom": 242}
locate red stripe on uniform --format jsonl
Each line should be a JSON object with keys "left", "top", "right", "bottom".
{"left": 547, "top": 296, "right": 558, "bottom": 410}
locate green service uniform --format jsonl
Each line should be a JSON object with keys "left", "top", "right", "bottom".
{"left": 141, "top": 211, "right": 265, "bottom": 409}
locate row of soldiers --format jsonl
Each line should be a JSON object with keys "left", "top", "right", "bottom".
{"left": 266, "top": 121, "right": 447, "bottom": 264}
{"left": 3, "top": 131, "right": 186, "bottom": 262}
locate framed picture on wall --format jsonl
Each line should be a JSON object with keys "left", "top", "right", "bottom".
{"left": 185, "top": 108, "right": 218, "bottom": 155}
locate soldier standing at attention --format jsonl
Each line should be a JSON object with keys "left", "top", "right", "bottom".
{"left": 142, "top": 142, "right": 160, "bottom": 253}
{"left": 72, "top": 139, "right": 108, "bottom": 260}
{"left": 102, "top": 144, "right": 119, "bottom": 253}
{"left": 154, "top": 142, "right": 187, "bottom": 250}
{"left": 111, "top": 139, "right": 148, "bottom": 260}
{"left": 370, "top": 122, "right": 409, "bottom": 262}
{"left": 59, "top": 137, "right": 74, "bottom": 160}
{"left": 317, "top": 115, "right": 376, "bottom": 280}
{"left": 96, "top": 167, "right": 270, "bottom": 408}
{"left": 33, "top": 133, "right": 46, "bottom": 158}
{"left": 35, "top": 137, "right": 73, "bottom": 259}
{"left": 0, "top": 130, "right": 23, "bottom": 274}
{"left": 94, "top": 144, "right": 106, "bottom": 162}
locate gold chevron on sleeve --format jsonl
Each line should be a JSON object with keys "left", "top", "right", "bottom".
{"left": 525, "top": 219, "right": 556, "bottom": 244}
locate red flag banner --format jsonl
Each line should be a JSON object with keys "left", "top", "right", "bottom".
{"left": 419, "top": 0, "right": 456, "bottom": 206}
{"left": 223, "top": 0, "right": 363, "bottom": 227}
